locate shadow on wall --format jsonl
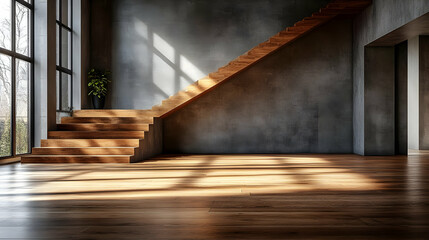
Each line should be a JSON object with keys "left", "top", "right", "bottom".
{"left": 111, "top": 18, "right": 207, "bottom": 109}
{"left": 139, "top": 19, "right": 203, "bottom": 103}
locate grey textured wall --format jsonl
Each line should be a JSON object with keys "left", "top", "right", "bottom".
{"left": 163, "top": 20, "right": 353, "bottom": 154}
{"left": 110, "top": 0, "right": 331, "bottom": 109}
{"left": 395, "top": 41, "right": 408, "bottom": 155}
{"left": 353, "top": 0, "right": 429, "bottom": 154}
{"left": 364, "top": 47, "right": 395, "bottom": 155}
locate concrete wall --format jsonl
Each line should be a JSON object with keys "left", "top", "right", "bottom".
{"left": 364, "top": 47, "right": 395, "bottom": 155}
{"left": 109, "top": 0, "right": 331, "bottom": 109}
{"left": 163, "top": 20, "right": 353, "bottom": 154}
{"left": 395, "top": 41, "right": 408, "bottom": 155}
{"left": 353, "top": 0, "right": 429, "bottom": 154}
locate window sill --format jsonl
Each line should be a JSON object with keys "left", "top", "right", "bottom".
{"left": 0, "top": 156, "right": 24, "bottom": 165}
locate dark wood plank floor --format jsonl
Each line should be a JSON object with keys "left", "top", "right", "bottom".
{"left": 0, "top": 154, "right": 428, "bottom": 239}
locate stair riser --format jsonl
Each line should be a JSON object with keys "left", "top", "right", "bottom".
{"left": 41, "top": 139, "right": 140, "bottom": 147}
{"left": 21, "top": 156, "right": 131, "bottom": 164}
{"left": 320, "top": 8, "right": 361, "bottom": 15}
{"left": 295, "top": 20, "right": 324, "bottom": 26}
{"left": 73, "top": 110, "right": 155, "bottom": 117}
{"left": 32, "top": 148, "right": 136, "bottom": 155}
{"left": 48, "top": 131, "right": 146, "bottom": 139}
{"left": 62, "top": 117, "right": 153, "bottom": 124}
{"left": 57, "top": 124, "right": 150, "bottom": 131}
{"left": 287, "top": 26, "right": 315, "bottom": 32}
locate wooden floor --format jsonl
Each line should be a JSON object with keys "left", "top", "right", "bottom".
{"left": 0, "top": 154, "right": 428, "bottom": 239}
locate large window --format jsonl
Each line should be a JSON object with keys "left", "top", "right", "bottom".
{"left": 0, "top": 0, "right": 33, "bottom": 158}
{"left": 56, "top": 0, "right": 72, "bottom": 113}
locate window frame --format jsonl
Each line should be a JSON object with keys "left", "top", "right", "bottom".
{"left": 0, "top": 0, "right": 34, "bottom": 159}
{"left": 56, "top": 0, "right": 73, "bottom": 113}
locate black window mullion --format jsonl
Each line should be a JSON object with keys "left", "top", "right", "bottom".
{"left": 0, "top": 48, "right": 33, "bottom": 63}
{"left": 30, "top": 2, "right": 34, "bottom": 153}
{"left": 16, "top": 0, "right": 32, "bottom": 9}
{"left": 56, "top": 66, "right": 72, "bottom": 75}
{"left": 58, "top": 0, "right": 62, "bottom": 111}
{"left": 11, "top": 0, "right": 17, "bottom": 156}
{"left": 56, "top": 20, "right": 72, "bottom": 32}
{"left": 70, "top": 0, "right": 73, "bottom": 111}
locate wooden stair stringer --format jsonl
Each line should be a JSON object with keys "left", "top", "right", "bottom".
{"left": 156, "top": 23, "right": 327, "bottom": 118}
{"left": 131, "top": 117, "right": 163, "bottom": 163}
{"left": 151, "top": 0, "right": 372, "bottom": 118}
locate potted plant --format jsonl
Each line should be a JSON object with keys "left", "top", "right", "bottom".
{"left": 88, "top": 68, "right": 111, "bottom": 109}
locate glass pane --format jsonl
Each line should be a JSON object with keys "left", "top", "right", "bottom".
{"left": 0, "top": 0, "right": 12, "bottom": 50}
{"left": 56, "top": 0, "right": 60, "bottom": 20}
{"left": 61, "top": 28, "right": 71, "bottom": 69}
{"left": 56, "top": 24, "right": 59, "bottom": 66}
{"left": 16, "top": 3, "right": 31, "bottom": 56}
{"left": 0, "top": 54, "right": 12, "bottom": 157}
{"left": 61, "top": 0, "right": 71, "bottom": 27}
{"left": 61, "top": 73, "right": 71, "bottom": 111}
{"left": 15, "top": 59, "right": 30, "bottom": 154}
{"left": 56, "top": 71, "right": 59, "bottom": 111}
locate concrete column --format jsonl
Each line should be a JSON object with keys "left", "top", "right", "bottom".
{"left": 81, "top": 0, "right": 90, "bottom": 109}
{"left": 395, "top": 41, "right": 408, "bottom": 155}
{"left": 72, "top": 0, "right": 82, "bottom": 110}
{"left": 408, "top": 36, "right": 419, "bottom": 150}
{"left": 364, "top": 47, "right": 395, "bottom": 155}
{"left": 418, "top": 36, "right": 429, "bottom": 149}
{"left": 407, "top": 35, "right": 429, "bottom": 150}
{"left": 34, "top": 0, "right": 56, "bottom": 147}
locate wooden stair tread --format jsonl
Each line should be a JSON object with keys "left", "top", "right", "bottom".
{"left": 48, "top": 131, "right": 146, "bottom": 139}
{"left": 57, "top": 123, "right": 150, "bottom": 131}
{"left": 73, "top": 109, "right": 155, "bottom": 117}
{"left": 41, "top": 139, "right": 141, "bottom": 147}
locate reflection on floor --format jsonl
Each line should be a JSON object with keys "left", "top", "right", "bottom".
{"left": 0, "top": 154, "right": 428, "bottom": 239}
{"left": 408, "top": 149, "right": 429, "bottom": 155}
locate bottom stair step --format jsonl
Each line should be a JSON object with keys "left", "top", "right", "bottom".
{"left": 32, "top": 147, "right": 136, "bottom": 155}
{"left": 21, "top": 155, "right": 133, "bottom": 163}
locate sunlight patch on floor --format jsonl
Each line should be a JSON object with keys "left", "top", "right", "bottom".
{"left": 0, "top": 155, "right": 385, "bottom": 201}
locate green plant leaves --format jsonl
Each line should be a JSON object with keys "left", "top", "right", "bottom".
{"left": 87, "top": 68, "right": 111, "bottom": 98}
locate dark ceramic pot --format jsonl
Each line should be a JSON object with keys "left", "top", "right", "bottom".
{"left": 92, "top": 95, "right": 105, "bottom": 109}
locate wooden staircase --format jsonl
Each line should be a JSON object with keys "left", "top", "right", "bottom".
{"left": 22, "top": 110, "right": 163, "bottom": 163}
{"left": 21, "top": 0, "right": 371, "bottom": 164}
